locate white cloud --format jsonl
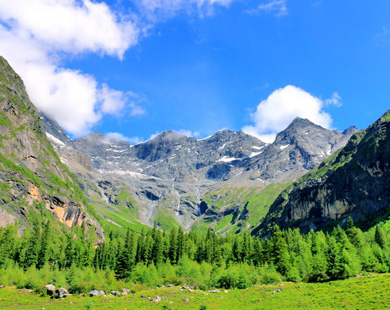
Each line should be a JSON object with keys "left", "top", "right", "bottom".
{"left": 242, "top": 85, "right": 338, "bottom": 143}
{"left": 325, "top": 92, "right": 342, "bottom": 107}
{"left": 106, "top": 132, "right": 143, "bottom": 145}
{"left": 246, "top": 0, "right": 288, "bottom": 17}
{"left": 174, "top": 129, "right": 200, "bottom": 137}
{"left": 134, "top": 0, "right": 235, "bottom": 20}
{"left": 0, "top": 0, "right": 138, "bottom": 58}
{"left": 0, "top": 0, "right": 141, "bottom": 137}
{"left": 147, "top": 129, "right": 200, "bottom": 141}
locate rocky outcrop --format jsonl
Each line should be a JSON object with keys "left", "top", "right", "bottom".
{"left": 256, "top": 110, "right": 390, "bottom": 235}
{"left": 0, "top": 56, "right": 103, "bottom": 239}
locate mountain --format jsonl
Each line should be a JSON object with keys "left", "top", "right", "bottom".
{"left": 42, "top": 106, "right": 357, "bottom": 233}
{"left": 0, "top": 56, "right": 103, "bottom": 238}
{"left": 256, "top": 110, "right": 390, "bottom": 236}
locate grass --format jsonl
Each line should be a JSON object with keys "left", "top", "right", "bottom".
{"left": 193, "top": 183, "right": 290, "bottom": 235}
{"left": 1, "top": 273, "right": 390, "bottom": 309}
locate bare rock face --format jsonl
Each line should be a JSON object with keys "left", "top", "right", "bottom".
{"left": 0, "top": 56, "right": 103, "bottom": 239}
{"left": 256, "top": 111, "right": 390, "bottom": 235}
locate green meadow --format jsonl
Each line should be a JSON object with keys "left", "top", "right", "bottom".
{"left": 1, "top": 273, "right": 389, "bottom": 310}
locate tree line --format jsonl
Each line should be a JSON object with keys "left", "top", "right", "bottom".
{"left": 1, "top": 218, "right": 390, "bottom": 291}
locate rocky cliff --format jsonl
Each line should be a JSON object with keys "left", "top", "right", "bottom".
{"left": 0, "top": 56, "right": 103, "bottom": 238}
{"left": 256, "top": 110, "right": 390, "bottom": 235}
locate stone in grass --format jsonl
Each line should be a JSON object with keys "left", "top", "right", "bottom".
{"left": 99, "top": 290, "right": 105, "bottom": 296}
{"left": 54, "top": 288, "right": 70, "bottom": 299}
{"left": 207, "top": 290, "right": 221, "bottom": 293}
{"left": 182, "top": 298, "right": 190, "bottom": 302}
{"left": 153, "top": 296, "right": 162, "bottom": 303}
{"left": 110, "top": 291, "right": 120, "bottom": 297}
{"left": 121, "top": 288, "right": 130, "bottom": 295}
{"left": 0, "top": 285, "right": 5, "bottom": 288}
{"left": 89, "top": 290, "right": 100, "bottom": 297}
{"left": 44, "top": 284, "right": 55, "bottom": 296}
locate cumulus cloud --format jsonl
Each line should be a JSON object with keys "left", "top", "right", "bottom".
{"left": 246, "top": 0, "right": 288, "bottom": 17}
{"left": 0, "top": 0, "right": 141, "bottom": 137}
{"left": 242, "top": 85, "right": 339, "bottom": 143}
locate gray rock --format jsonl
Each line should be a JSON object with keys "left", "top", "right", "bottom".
{"left": 44, "top": 284, "right": 55, "bottom": 296}
{"left": 54, "top": 287, "right": 70, "bottom": 299}
{"left": 110, "top": 290, "right": 120, "bottom": 297}
{"left": 89, "top": 290, "right": 100, "bottom": 297}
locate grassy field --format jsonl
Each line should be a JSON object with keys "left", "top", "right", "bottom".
{"left": 1, "top": 273, "right": 390, "bottom": 309}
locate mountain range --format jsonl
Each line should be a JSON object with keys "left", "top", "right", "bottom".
{"left": 2, "top": 54, "right": 389, "bottom": 239}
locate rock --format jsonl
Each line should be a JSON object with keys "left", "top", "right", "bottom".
{"left": 140, "top": 294, "right": 145, "bottom": 299}
{"left": 182, "top": 298, "right": 190, "bottom": 302}
{"left": 153, "top": 296, "right": 161, "bottom": 303}
{"left": 166, "top": 284, "right": 174, "bottom": 287}
{"left": 0, "top": 285, "right": 5, "bottom": 288}
{"left": 54, "top": 287, "right": 70, "bottom": 299}
{"left": 110, "top": 291, "right": 120, "bottom": 297}
{"left": 99, "top": 290, "right": 105, "bottom": 296}
{"left": 207, "top": 290, "right": 221, "bottom": 293}
{"left": 44, "top": 284, "right": 55, "bottom": 296}
{"left": 89, "top": 290, "right": 100, "bottom": 297}
{"left": 121, "top": 288, "right": 130, "bottom": 295}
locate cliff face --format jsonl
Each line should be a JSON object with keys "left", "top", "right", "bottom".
{"left": 0, "top": 56, "right": 103, "bottom": 238}
{"left": 257, "top": 111, "right": 390, "bottom": 235}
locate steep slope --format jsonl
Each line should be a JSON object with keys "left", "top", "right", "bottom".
{"left": 256, "top": 110, "right": 390, "bottom": 235}
{"left": 0, "top": 56, "right": 103, "bottom": 237}
{"left": 237, "top": 117, "right": 358, "bottom": 184}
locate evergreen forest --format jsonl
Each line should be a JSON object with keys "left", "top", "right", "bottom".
{"left": 1, "top": 218, "right": 390, "bottom": 294}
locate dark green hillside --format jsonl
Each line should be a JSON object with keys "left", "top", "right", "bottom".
{"left": 256, "top": 110, "right": 390, "bottom": 235}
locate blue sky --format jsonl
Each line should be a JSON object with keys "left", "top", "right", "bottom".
{"left": 1, "top": 0, "right": 390, "bottom": 143}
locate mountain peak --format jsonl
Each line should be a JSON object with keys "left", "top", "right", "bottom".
{"left": 287, "top": 117, "right": 319, "bottom": 130}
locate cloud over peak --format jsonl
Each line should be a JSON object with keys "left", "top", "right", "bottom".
{"left": 242, "top": 85, "right": 341, "bottom": 143}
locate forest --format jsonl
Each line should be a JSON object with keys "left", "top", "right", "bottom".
{"left": 1, "top": 219, "right": 390, "bottom": 294}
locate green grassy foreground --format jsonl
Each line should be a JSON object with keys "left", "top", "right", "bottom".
{"left": 1, "top": 273, "right": 389, "bottom": 309}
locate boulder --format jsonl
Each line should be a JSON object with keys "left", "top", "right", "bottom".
{"left": 89, "top": 290, "right": 100, "bottom": 297}
{"left": 110, "top": 291, "right": 120, "bottom": 297}
{"left": 54, "top": 287, "right": 70, "bottom": 299}
{"left": 99, "top": 290, "right": 105, "bottom": 296}
{"left": 182, "top": 298, "right": 190, "bottom": 302}
{"left": 44, "top": 284, "right": 55, "bottom": 296}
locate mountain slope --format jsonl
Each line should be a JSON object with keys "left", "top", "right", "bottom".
{"left": 256, "top": 110, "right": 390, "bottom": 235}
{"left": 0, "top": 56, "right": 103, "bottom": 238}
